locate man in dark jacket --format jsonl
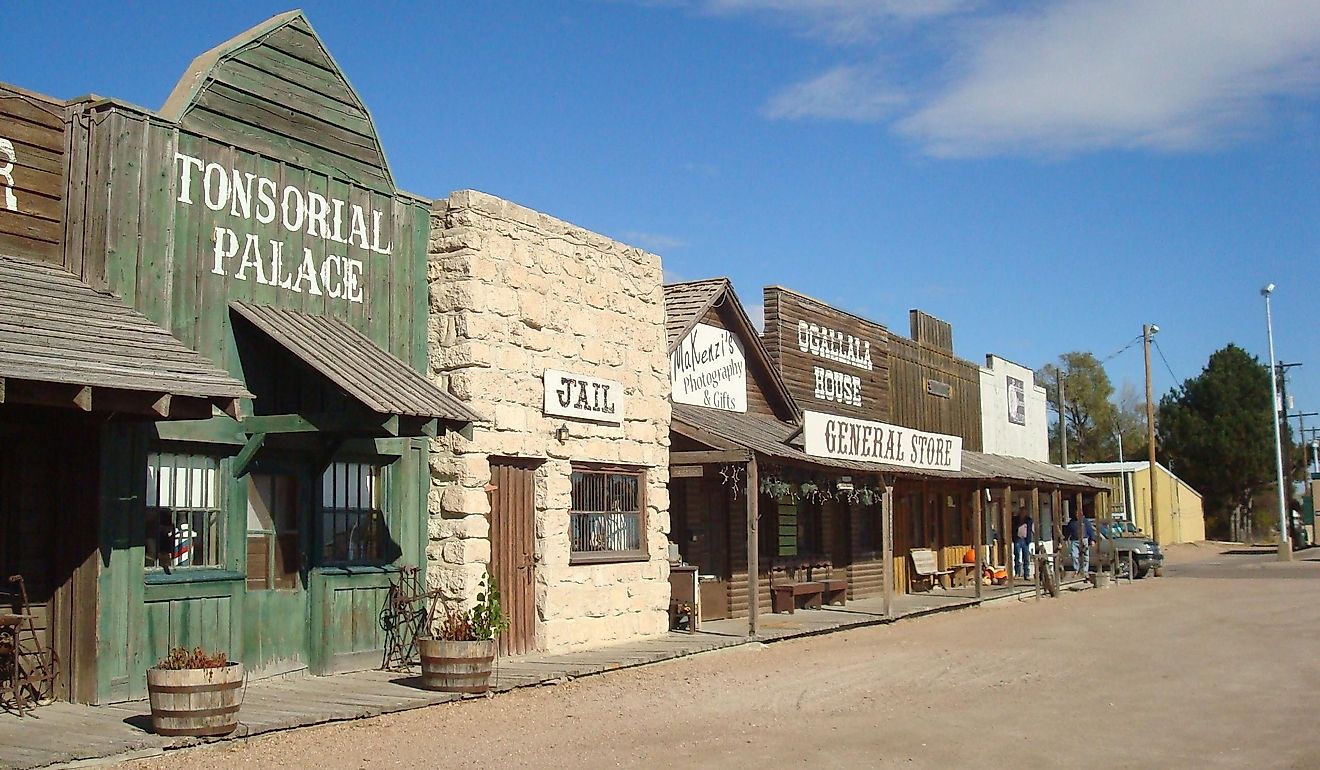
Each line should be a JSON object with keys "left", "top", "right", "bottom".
{"left": 1069, "top": 511, "right": 1097, "bottom": 575}
{"left": 1012, "top": 508, "right": 1033, "bottom": 580}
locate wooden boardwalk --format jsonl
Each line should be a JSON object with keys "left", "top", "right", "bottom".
{"left": 0, "top": 581, "right": 1078, "bottom": 769}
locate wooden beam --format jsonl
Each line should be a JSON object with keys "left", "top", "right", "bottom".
{"left": 746, "top": 454, "right": 759, "bottom": 638}
{"left": 239, "top": 411, "right": 399, "bottom": 436}
{"left": 671, "top": 449, "right": 753, "bottom": 465}
{"left": 220, "top": 397, "right": 243, "bottom": 420}
{"left": 233, "top": 432, "right": 267, "bottom": 478}
{"left": 1004, "top": 484, "right": 1015, "bottom": 590}
{"left": 882, "top": 482, "right": 894, "bottom": 617}
{"left": 151, "top": 393, "right": 172, "bottom": 418}
{"left": 974, "top": 485, "right": 984, "bottom": 600}
{"left": 1031, "top": 486, "right": 1041, "bottom": 600}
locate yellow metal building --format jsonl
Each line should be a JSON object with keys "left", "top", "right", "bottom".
{"left": 1069, "top": 461, "right": 1207, "bottom": 545}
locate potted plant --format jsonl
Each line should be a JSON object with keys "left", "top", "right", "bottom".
{"left": 146, "top": 646, "right": 244, "bottom": 737}
{"left": 418, "top": 575, "right": 507, "bottom": 693}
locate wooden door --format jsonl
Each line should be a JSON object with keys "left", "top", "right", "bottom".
{"left": 488, "top": 459, "right": 538, "bottom": 656}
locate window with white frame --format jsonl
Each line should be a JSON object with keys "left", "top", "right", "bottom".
{"left": 570, "top": 467, "right": 645, "bottom": 561}
{"left": 145, "top": 452, "right": 225, "bottom": 570}
{"left": 319, "top": 462, "right": 385, "bottom": 564}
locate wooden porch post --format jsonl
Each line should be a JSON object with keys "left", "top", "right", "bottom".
{"left": 973, "top": 484, "right": 984, "bottom": 599}
{"left": 882, "top": 482, "right": 895, "bottom": 617}
{"left": 746, "top": 455, "right": 759, "bottom": 638}
{"left": 1075, "top": 490, "right": 1085, "bottom": 583}
{"left": 1004, "top": 484, "right": 1015, "bottom": 590}
{"left": 1031, "top": 486, "right": 1042, "bottom": 599}
{"left": 1051, "top": 487, "right": 1064, "bottom": 588}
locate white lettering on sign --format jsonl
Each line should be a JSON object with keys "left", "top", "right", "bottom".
{"left": 175, "top": 151, "right": 392, "bottom": 305}
{"left": 797, "top": 320, "right": 872, "bottom": 371}
{"left": 670, "top": 323, "right": 747, "bottom": 413}
{"left": 543, "top": 369, "right": 625, "bottom": 425}
{"left": 0, "top": 138, "right": 17, "bottom": 212}
{"left": 802, "top": 410, "right": 962, "bottom": 472}
{"left": 813, "top": 366, "right": 861, "bottom": 406}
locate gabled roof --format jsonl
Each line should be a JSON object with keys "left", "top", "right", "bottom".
{"left": 665, "top": 278, "right": 799, "bottom": 422}
{"left": 1068, "top": 460, "right": 1199, "bottom": 494}
{"left": 665, "top": 278, "right": 726, "bottom": 350}
{"left": 160, "top": 11, "right": 396, "bottom": 191}
{"left": 0, "top": 253, "right": 250, "bottom": 404}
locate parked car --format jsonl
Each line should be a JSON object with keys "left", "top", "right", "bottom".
{"left": 1058, "top": 521, "right": 1163, "bottom": 579}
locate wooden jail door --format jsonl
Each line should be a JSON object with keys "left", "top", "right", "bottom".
{"left": 488, "top": 459, "right": 539, "bottom": 656}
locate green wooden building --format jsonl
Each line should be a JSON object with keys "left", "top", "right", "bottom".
{"left": 0, "top": 12, "right": 475, "bottom": 704}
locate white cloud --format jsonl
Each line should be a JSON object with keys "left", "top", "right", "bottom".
{"left": 898, "top": 0, "right": 1320, "bottom": 156}
{"left": 701, "top": 0, "right": 970, "bottom": 43}
{"left": 764, "top": 65, "right": 906, "bottom": 121}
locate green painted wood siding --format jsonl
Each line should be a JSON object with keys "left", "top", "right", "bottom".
{"left": 85, "top": 109, "right": 426, "bottom": 380}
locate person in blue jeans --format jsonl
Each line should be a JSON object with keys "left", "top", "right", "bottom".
{"left": 1012, "top": 510, "right": 1033, "bottom": 579}
{"left": 1069, "top": 511, "right": 1097, "bottom": 575}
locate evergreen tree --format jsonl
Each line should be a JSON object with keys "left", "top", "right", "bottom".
{"left": 1157, "top": 344, "right": 1289, "bottom": 537}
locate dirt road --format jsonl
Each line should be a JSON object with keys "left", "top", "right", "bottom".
{"left": 124, "top": 544, "right": 1320, "bottom": 769}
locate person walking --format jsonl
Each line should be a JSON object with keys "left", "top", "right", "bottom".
{"left": 1069, "top": 509, "right": 1096, "bottom": 576}
{"left": 1012, "top": 507, "right": 1032, "bottom": 580}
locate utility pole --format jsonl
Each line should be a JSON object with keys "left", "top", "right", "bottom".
{"left": 1261, "top": 284, "right": 1290, "bottom": 561}
{"left": 1058, "top": 367, "right": 1069, "bottom": 467}
{"left": 1277, "top": 362, "right": 1302, "bottom": 483}
{"left": 1143, "top": 324, "right": 1161, "bottom": 544}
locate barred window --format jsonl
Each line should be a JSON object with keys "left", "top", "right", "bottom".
{"left": 145, "top": 452, "right": 224, "bottom": 571}
{"left": 320, "top": 462, "right": 385, "bottom": 564}
{"left": 570, "top": 468, "right": 645, "bottom": 562}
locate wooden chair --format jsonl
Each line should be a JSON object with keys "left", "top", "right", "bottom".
{"left": 909, "top": 548, "right": 951, "bottom": 592}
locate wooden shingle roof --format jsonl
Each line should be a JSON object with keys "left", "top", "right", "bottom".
{"left": 230, "top": 302, "right": 481, "bottom": 424}
{"left": 664, "top": 278, "right": 727, "bottom": 350}
{"left": 0, "top": 254, "right": 251, "bottom": 402}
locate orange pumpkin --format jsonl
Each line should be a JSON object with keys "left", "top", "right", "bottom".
{"left": 963, "top": 548, "right": 976, "bottom": 564}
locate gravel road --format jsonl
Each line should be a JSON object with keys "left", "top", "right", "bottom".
{"left": 123, "top": 543, "right": 1320, "bottom": 769}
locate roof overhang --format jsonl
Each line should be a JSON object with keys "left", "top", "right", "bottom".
{"left": 0, "top": 254, "right": 249, "bottom": 419}
{"left": 230, "top": 301, "right": 482, "bottom": 428}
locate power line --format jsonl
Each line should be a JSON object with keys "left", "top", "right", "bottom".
{"left": 1099, "top": 334, "right": 1143, "bottom": 365}
{"left": 1152, "top": 337, "right": 1180, "bottom": 385}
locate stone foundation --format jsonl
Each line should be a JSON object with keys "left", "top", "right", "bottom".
{"left": 427, "top": 190, "right": 670, "bottom": 650}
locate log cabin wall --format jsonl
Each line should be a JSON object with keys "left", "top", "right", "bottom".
{"left": 0, "top": 85, "right": 67, "bottom": 267}
{"left": 762, "top": 286, "right": 890, "bottom": 422}
{"left": 888, "top": 310, "right": 983, "bottom": 451}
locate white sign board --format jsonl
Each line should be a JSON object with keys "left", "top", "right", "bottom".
{"left": 543, "top": 369, "right": 624, "bottom": 424}
{"left": 670, "top": 323, "right": 747, "bottom": 413}
{"left": 803, "top": 410, "right": 962, "bottom": 472}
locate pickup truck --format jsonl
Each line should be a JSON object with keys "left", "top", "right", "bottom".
{"left": 1058, "top": 521, "right": 1164, "bottom": 579}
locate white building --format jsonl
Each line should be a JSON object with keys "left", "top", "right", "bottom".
{"left": 979, "top": 354, "right": 1049, "bottom": 463}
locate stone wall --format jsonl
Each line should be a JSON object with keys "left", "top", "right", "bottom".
{"left": 426, "top": 190, "right": 671, "bottom": 651}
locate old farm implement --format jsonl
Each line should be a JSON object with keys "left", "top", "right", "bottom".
{"left": 1, "top": 575, "right": 57, "bottom": 715}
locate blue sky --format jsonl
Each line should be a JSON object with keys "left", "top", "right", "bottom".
{"left": 10, "top": 1, "right": 1319, "bottom": 442}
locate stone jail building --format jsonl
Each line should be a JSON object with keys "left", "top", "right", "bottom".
{"left": 427, "top": 190, "right": 671, "bottom": 653}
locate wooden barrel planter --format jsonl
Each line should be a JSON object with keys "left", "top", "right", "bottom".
{"left": 418, "top": 639, "right": 495, "bottom": 693}
{"left": 146, "top": 662, "right": 245, "bottom": 737}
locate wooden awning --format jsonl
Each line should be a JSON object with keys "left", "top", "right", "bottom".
{"left": 230, "top": 302, "right": 481, "bottom": 425}
{"left": 672, "top": 403, "right": 1106, "bottom": 490}
{"left": 0, "top": 254, "right": 250, "bottom": 417}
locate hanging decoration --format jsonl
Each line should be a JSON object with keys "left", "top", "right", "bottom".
{"left": 719, "top": 464, "right": 744, "bottom": 498}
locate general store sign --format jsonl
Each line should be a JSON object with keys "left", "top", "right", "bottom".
{"left": 543, "top": 369, "right": 624, "bottom": 424}
{"left": 670, "top": 323, "right": 747, "bottom": 413}
{"left": 803, "top": 410, "right": 962, "bottom": 472}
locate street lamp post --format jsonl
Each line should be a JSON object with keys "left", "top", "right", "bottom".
{"left": 1143, "top": 324, "right": 1161, "bottom": 544}
{"left": 1261, "top": 283, "right": 1291, "bottom": 561}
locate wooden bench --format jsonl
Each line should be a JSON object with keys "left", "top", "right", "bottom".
{"left": 909, "top": 548, "right": 952, "bottom": 592}
{"left": 771, "top": 581, "right": 825, "bottom": 614}
{"left": 821, "top": 579, "right": 847, "bottom": 606}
